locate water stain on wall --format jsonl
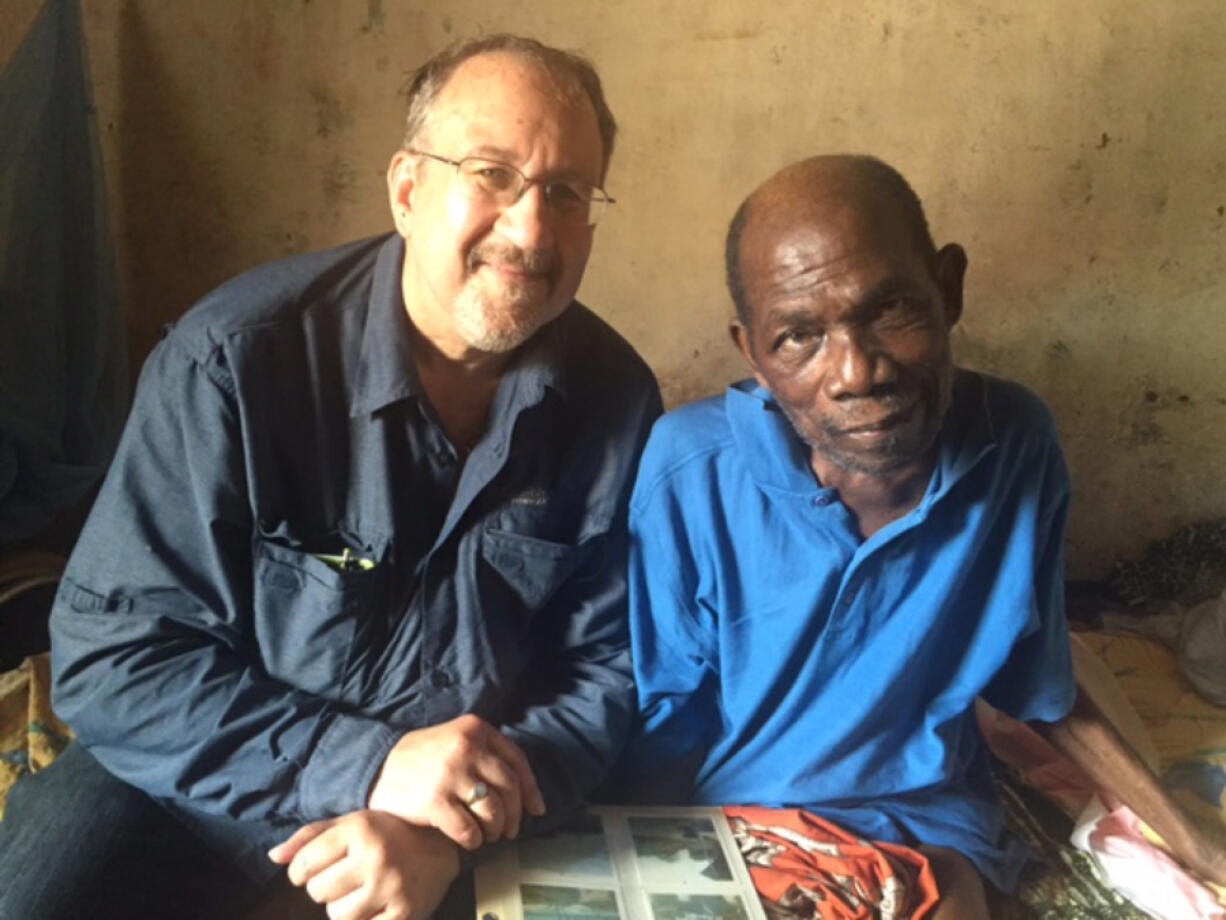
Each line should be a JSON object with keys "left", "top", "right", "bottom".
{"left": 1058, "top": 158, "right": 1095, "bottom": 208}
{"left": 1116, "top": 386, "right": 1203, "bottom": 449}
{"left": 362, "top": 0, "right": 384, "bottom": 35}
{"left": 266, "top": 225, "right": 311, "bottom": 258}
{"left": 310, "top": 85, "right": 353, "bottom": 138}
{"left": 694, "top": 27, "right": 763, "bottom": 42}
{"left": 321, "top": 156, "right": 358, "bottom": 209}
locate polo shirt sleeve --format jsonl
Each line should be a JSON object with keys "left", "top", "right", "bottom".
{"left": 617, "top": 442, "right": 721, "bottom": 800}
{"left": 50, "top": 336, "right": 398, "bottom": 824}
{"left": 981, "top": 430, "right": 1077, "bottom": 724}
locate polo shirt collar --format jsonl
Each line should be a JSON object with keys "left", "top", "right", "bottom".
{"left": 349, "top": 234, "right": 571, "bottom": 418}
{"left": 726, "top": 380, "right": 819, "bottom": 493}
{"left": 726, "top": 368, "right": 997, "bottom": 500}
{"left": 927, "top": 369, "right": 997, "bottom": 505}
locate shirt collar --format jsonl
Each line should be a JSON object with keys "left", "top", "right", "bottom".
{"left": 502, "top": 315, "right": 570, "bottom": 405}
{"left": 350, "top": 234, "right": 422, "bottom": 418}
{"left": 927, "top": 369, "right": 997, "bottom": 505}
{"left": 726, "top": 380, "right": 820, "bottom": 493}
{"left": 726, "top": 368, "right": 997, "bottom": 499}
{"left": 349, "top": 234, "right": 571, "bottom": 418}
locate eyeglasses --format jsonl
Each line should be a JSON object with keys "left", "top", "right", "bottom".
{"left": 409, "top": 150, "right": 615, "bottom": 228}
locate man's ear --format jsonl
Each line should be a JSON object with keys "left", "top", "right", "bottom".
{"left": 931, "top": 243, "right": 968, "bottom": 328}
{"left": 730, "top": 319, "right": 769, "bottom": 391}
{"left": 387, "top": 150, "right": 418, "bottom": 238}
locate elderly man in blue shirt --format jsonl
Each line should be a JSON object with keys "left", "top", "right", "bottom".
{"left": 622, "top": 154, "right": 1225, "bottom": 917}
{"left": 0, "top": 34, "right": 660, "bottom": 920}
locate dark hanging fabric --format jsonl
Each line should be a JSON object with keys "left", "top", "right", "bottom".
{"left": 0, "top": 0, "right": 128, "bottom": 543}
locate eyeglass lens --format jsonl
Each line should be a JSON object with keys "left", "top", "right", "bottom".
{"left": 457, "top": 158, "right": 607, "bottom": 226}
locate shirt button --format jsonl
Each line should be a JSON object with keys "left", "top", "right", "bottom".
{"left": 812, "top": 494, "right": 832, "bottom": 507}
{"left": 431, "top": 670, "right": 453, "bottom": 689}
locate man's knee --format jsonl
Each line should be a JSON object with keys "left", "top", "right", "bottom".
{"left": 0, "top": 742, "right": 265, "bottom": 919}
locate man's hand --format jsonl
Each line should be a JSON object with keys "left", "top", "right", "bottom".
{"left": 268, "top": 811, "right": 459, "bottom": 920}
{"left": 1181, "top": 810, "right": 1226, "bottom": 889}
{"left": 368, "top": 714, "right": 546, "bottom": 850}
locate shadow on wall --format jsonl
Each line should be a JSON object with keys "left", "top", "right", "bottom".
{"left": 118, "top": 1, "right": 238, "bottom": 365}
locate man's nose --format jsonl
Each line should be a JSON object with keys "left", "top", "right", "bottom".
{"left": 824, "top": 329, "right": 894, "bottom": 399}
{"left": 495, "top": 183, "right": 555, "bottom": 250}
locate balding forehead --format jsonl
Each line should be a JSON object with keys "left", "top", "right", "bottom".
{"left": 761, "top": 154, "right": 903, "bottom": 201}
{"left": 439, "top": 51, "right": 582, "bottom": 110}
{"left": 741, "top": 159, "right": 931, "bottom": 262}
{"left": 753, "top": 169, "right": 887, "bottom": 229}
{"left": 741, "top": 186, "right": 865, "bottom": 260}
{"left": 418, "top": 50, "right": 603, "bottom": 173}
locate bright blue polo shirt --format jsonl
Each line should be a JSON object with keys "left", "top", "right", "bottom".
{"left": 624, "top": 370, "right": 1076, "bottom": 891}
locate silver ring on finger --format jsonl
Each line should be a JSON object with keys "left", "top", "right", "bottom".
{"left": 465, "top": 781, "right": 489, "bottom": 806}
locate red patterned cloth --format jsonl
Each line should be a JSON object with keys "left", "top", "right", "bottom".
{"left": 725, "top": 806, "right": 940, "bottom": 920}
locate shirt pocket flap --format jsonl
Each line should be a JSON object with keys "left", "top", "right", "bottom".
{"left": 480, "top": 528, "right": 592, "bottom": 614}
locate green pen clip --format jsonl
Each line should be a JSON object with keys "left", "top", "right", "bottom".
{"left": 314, "top": 547, "right": 376, "bottom": 572}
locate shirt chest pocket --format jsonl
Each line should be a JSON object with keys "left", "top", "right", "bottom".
{"left": 479, "top": 528, "right": 592, "bottom": 618}
{"left": 252, "top": 537, "right": 381, "bottom": 703}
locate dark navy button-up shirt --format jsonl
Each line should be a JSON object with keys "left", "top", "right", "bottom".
{"left": 50, "top": 233, "right": 662, "bottom": 848}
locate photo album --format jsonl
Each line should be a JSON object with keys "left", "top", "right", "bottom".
{"left": 473, "top": 806, "right": 767, "bottom": 920}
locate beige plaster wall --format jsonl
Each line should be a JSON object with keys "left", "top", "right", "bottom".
{"left": 3, "top": 1, "right": 1224, "bottom": 578}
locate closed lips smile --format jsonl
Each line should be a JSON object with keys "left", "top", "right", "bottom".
{"left": 843, "top": 406, "right": 913, "bottom": 433}
{"left": 485, "top": 263, "right": 544, "bottom": 280}
{"left": 850, "top": 418, "right": 898, "bottom": 432}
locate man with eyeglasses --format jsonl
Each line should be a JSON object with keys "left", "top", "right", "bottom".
{"left": 0, "top": 34, "right": 660, "bottom": 920}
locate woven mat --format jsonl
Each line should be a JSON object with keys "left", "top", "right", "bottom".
{"left": 0, "top": 652, "right": 73, "bottom": 819}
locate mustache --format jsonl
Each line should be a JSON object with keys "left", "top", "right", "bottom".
{"left": 824, "top": 387, "right": 917, "bottom": 432}
{"left": 466, "top": 241, "right": 556, "bottom": 276}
